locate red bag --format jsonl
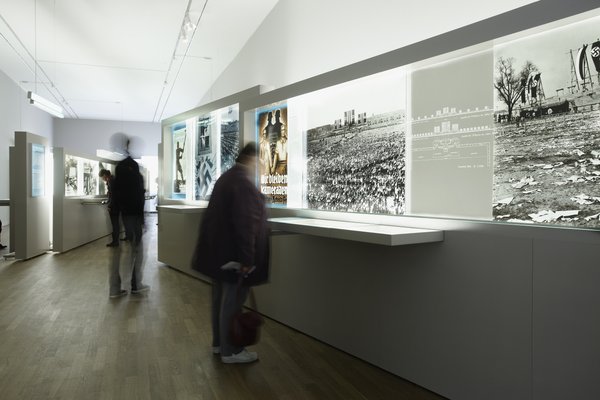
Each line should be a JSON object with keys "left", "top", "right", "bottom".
{"left": 230, "top": 278, "right": 264, "bottom": 347}
{"left": 230, "top": 308, "right": 264, "bottom": 347}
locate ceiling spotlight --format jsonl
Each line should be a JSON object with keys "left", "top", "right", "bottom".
{"left": 183, "top": 13, "right": 196, "bottom": 31}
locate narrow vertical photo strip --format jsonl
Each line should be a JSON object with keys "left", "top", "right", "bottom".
{"left": 65, "top": 155, "right": 78, "bottom": 196}
{"left": 195, "top": 114, "right": 218, "bottom": 200}
{"left": 220, "top": 105, "right": 240, "bottom": 174}
{"left": 171, "top": 122, "right": 187, "bottom": 199}
{"left": 83, "top": 160, "right": 98, "bottom": 196}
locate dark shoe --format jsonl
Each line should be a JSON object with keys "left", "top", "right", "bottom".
{"left": 106, "top": 242, "right": 118, "bottom": 247}
{"left": 0, "top": 244, "right": 6, "bottom": 250}
{"left": 109, "top": 290, "right": 127, "bottom": 298}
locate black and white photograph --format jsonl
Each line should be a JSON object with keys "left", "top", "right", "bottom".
{"left": 98, "top": 161, "right": 109, "bottom": 196}
{"left": 303, "top": 68, "right": 406, "bottom": 215}
{"left": 220, "top": 105, "right": 239, "bottom": 173}
{"left": 171, "top": 122, "right": 187, "bottom": 198}
{"left": 195, "top": 115, "right": 217, "bottom": 200}
{"left": 64, "top": 155, "right": 78, "bottom": 196}
{"left": 493, "top": 14, "right": 600, "bottom": 228}
{"left": 83, "top": 160, "right": 97, "bottom": 196}
{"left": 410, "top": 50, "right": 494, "bottom": 219}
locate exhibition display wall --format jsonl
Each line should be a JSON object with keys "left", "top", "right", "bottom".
{"left": 9, "top": 131, "right": 51, "bottom": 260}
{"left": 158, "top": 87, "right": 262, "bottom": 274}
{"left": 159, "top": 86, "right": 262, "bottom": 205}
{"left": 159, "top": 4, "right": 600, "bottom": 399}
{"left": 168, "top": 104, "right": 239, "bottom": 201}
{"left": 242, "top": 9, "right": 600, "bottom": 230}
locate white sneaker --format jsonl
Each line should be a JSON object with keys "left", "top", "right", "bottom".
{"left": 221, "top": 349, "right": 258, "bottom": 364}
{"left": 131, "top": 285, "right": 150, "bottom": 294}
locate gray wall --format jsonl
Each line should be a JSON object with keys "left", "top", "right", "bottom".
{"left": 255, "top": 212, "right": 600, "bottom": 400}
{"left": 53, "top": 118, "right": 160, "bottom": 158}
{"left": 201, "top": 0, "right": 538, "bottom": 103}
{"left": 0, "top": 70, "right": 53, "bottom": 226}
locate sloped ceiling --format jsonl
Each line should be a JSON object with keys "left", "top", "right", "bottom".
{"left": 0, "top": 0, "right": 279, "bottom": 122}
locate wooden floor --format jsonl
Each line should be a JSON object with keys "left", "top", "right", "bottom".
{"left": 0, "top": 215, "right": 446, "bottom": 400}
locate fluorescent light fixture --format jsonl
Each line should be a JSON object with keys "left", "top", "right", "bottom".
{"left": 96, "top": 149, "right": 126, "bottom": 161}
{"left": 27, "top": 91, "right": 64, "bottom": 118}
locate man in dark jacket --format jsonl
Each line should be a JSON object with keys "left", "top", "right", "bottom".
{"left": 109, "top": 156, "right": 149, "bottom": 298}
{"left": 192, "top": 142, "right": 269, "bottom": 364}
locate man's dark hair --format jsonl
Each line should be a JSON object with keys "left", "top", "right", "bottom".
{"left": 99, "top": 169, "right": 111, "bottom": 178}
{"left": 236, "top": 142, "right": 258, "bottom": 163}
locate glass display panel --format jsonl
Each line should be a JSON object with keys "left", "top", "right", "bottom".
{"left": 410, "top": 50, "right": 494, "bottom": 219}
{"left": 31, "top": 143, "right": 45, "bottom": 197}
{"left": 492, "top": 14, "right": 600, "bottom": 228}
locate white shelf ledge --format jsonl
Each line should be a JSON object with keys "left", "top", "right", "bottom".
{"left": 268, "top": 217, "right": 444, "bottom": 246}
{"left": 157, "top": 204, "right": 208, "bottom": 214}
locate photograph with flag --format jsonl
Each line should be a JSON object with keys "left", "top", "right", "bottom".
{"left": 493, "top": 13, "right": 600, "bottom": 228}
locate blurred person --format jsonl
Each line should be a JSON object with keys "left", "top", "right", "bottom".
{"left": 192, "top": 142, "right": 270, "bottom": 364}
{"left": 109, "top": 154, "right": 149, "bottom": 298}
{"left": 0, "top": 219, "right": 5, "bottom": 250}
{"left": 115, "top": 155, "right": 149, "bottom": 294}
{"left": 99, "top": 169, "right": 120, "bottom": 247}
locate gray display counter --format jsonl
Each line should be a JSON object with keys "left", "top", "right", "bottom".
{"left": 157, "top": 204, "right": 208, "bottom": 279}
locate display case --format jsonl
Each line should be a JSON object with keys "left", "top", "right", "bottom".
{"left": 157, "top": 86, "right": 263, "bottom": 273}
{"left": 53, "top": 148, "right": 117, "bottom": 252}
{"left": 159, "top": 86, "right": 261, "bottom": 205}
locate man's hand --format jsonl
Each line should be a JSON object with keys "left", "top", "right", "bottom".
{"left": 240, "top": 265, "right": 252, "bottom": 275}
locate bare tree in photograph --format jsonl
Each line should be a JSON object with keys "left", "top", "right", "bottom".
{"left": 494, "top": 57, "right": 522, "bottom": 122}
{"left": 495, "top": 57, "right": 540, "bottom": 121}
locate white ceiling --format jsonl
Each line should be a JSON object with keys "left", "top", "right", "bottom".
{"left": 0, "top": 0, "right": 278, "bottom": 122}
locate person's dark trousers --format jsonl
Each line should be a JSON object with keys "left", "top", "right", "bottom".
{"left": 211, "top": 280, "right": 250, "bottom": 357}
{"left": 122, "top": 214, "right": 144, "bottom": 291}
{"left": 109, "top": 212, "right": 120, "bottom": 244}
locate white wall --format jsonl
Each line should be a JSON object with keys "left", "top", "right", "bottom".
{"left": 201, "top": 0, "right": 538, "bottom": 103}
{"left": 0, "top": 69, "right": 53, "bottom": 226}
{"left": 53, "top": 118, "right": 160, "bottom": 158}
